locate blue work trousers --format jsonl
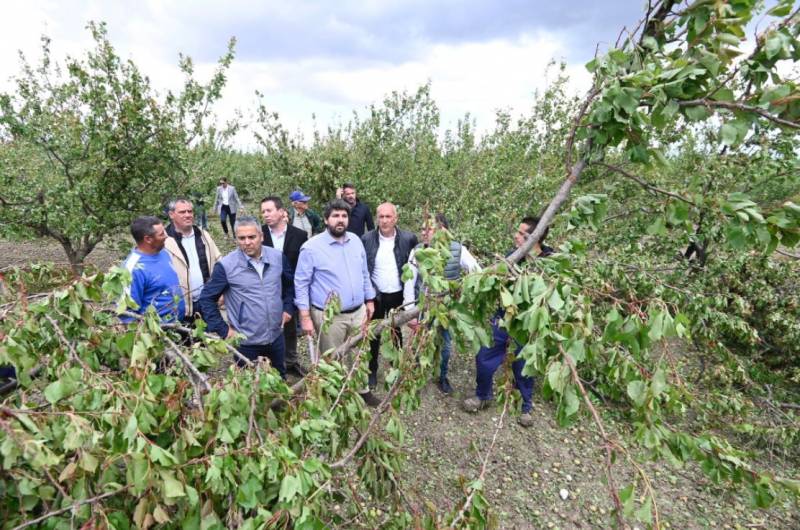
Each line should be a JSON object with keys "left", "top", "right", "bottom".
{"left": 475, "top": 319, "right": 535, "bottom": 413}
{"left": 237, "top": 335, "right": 286, "bottom": 379}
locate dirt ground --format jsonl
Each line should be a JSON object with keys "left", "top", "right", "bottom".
{"left": 2, "top": 236, "right": 798, "bottom": 529}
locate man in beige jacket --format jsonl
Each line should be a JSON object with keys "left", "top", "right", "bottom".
{"left": 164, "top": 198, "right": 222, "bottom": 320}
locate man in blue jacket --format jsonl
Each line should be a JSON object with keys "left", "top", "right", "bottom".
{"left": 198, "top": 216, "right": 294, "bottom": 377}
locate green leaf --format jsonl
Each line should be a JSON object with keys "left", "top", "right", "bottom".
{"left": 720, "top": 123, "right": 739, "bottom": 146}
{"left": 44, "top": 380, "right": 73, "bottom": 404}
{"left": 547, "top": 288, "right": 564, "bottom": 311}
{"left": 160, "top": 470, "right": 186, "bottom": 498}
{"left": 279, "top": 474, "right": 300, "bottom": 503}
{"left": 651, "top": 369, "right": 667, "bottom": 398}
{"left": 627, "top": 380, "right": 648, "bottom": 407}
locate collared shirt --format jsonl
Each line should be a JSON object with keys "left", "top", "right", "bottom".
{"left": 269, "top": 225, "right": 287, "bottom": 253}
{"left": 122, "top": 248, "right": 185, "bottom": 321}
{"left": 221, "top": 186, "right": 230, "bottom": 205}
{"left": 181, "top": 231, "right": 205, "bottom": 301}
{"left": 372, "top": 230, "right": 402, "bottom": 293}
{"left": 294, "top": 230, "right": 376, "bottom": 311}
{"left": 248, "top": 255, "right": 265, "bottom": 279}
{"left": 293, "top": 211, "right": 312, "bottom": 238}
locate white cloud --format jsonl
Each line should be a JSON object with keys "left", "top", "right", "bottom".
{"left": 0, "top": 2, "right": 594, "bottom": 147}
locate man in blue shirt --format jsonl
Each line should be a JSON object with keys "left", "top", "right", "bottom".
{"left": 294, "top": 199, "right": 379, "bottom": 405}
{"left": 198, "top": 217, "right": 294, "bottom": 378}
{"left": 123, "top": 216, "right": 185, "bottom": 322}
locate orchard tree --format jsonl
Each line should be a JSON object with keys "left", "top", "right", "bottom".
{"left": 0, "top": 23, "right": 235, "bottom": 274}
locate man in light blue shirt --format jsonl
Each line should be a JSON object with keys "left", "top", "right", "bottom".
{"left": 294, "top": 199, "right": 379, "bottom": 406}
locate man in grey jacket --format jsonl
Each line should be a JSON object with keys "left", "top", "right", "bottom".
{"left": 213, "top": 178, "right": 243, "bottom": 238}
{"left": 198, "top": 216, "right": 294, "bottom": 377}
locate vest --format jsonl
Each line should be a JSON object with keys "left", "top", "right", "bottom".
{"left": 218, "top": 247, "right": 285, "bottom": 346}
{"left": 414, "top": 241, "right": 463, "bottom": 299}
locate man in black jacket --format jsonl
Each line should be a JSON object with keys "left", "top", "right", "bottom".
{"left": 361, "top": 202, "right": 418, "bottom": 388}
{"left": 342, "top": 183, "right": 374, "bottom": 237}
{"left": 261, "top": 196, "right": 309, "bottom": 377}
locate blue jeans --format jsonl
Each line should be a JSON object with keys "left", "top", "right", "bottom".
{"left": 439, "top": 328, "right": 452, "bottom": 381}
{"left": 474, "top": 319, "right": 535, "bottom": 413}
{"left": 237, "top": 335, "right": 286, "bottom": 379}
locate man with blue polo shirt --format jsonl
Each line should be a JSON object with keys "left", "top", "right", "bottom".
{"left": 198, "top": 216, "right": 294, "bottom": 378}
{"left": 294, "top": 199, "right": 379, "bottom": 406}
{"left": 123, "top": 216, "right": 185, "bottom": 322}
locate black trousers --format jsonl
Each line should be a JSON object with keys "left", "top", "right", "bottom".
{"left": 220, "top": 205, "right": 236, "bottom": 235}
{"left": 283, "top": 311, "right": 299, "bottom": 367}
{"left": 369, "top": 290, "right": 404, "bottom": 381}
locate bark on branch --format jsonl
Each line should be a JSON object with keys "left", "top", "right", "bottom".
{"left": 597, "top": 162, "right": 695, "bottom": 205}
{"left": 678, "top": 99, "right": 800, "bottom": 130}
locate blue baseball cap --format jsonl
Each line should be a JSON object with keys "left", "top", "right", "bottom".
{"left": 289, "top": 190, "right": 311, "bottom": 202}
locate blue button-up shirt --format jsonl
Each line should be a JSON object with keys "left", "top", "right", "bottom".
{"left": 294, "top": 230, "right": 376, "bottom": 311}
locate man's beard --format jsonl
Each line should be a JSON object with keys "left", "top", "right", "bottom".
{"left": 327, "top": 223, "right": 347, "bottom": 237}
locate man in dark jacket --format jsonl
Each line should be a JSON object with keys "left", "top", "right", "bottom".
{"left": 198, "top": 217, "right": 294, "bottom": 377}
{"left": 261, "top": 195, "right": 308, "bottom": 377}
{"left": 342, "top": 183, "right": 374, "bottom": 237}
{"left": 361, "top": 202, "right": 418, "bottom": 389}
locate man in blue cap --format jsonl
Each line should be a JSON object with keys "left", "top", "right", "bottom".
{"left": 288, "top": 190, "right": 323, "bottom": 238}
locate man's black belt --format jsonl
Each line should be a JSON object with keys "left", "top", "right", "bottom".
{"left": 312, "top": 304, "right": 362, "bottom": 314}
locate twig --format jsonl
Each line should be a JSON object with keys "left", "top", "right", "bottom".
{"left": 449, "top": 388, "right": 511, "bottom": 528}
{"left": 678, "top": 99, "right": 800, "bottom": 130}
{"left": 44, "top": 314, "right": 92, "bottom": 373}
{"left": 776, "top": 249, "right": 800, "bottom": 259}
{"left": 10, "top": 486, "right": 129, "bottom": 530}
{"left": 329, "top": 374, "right": 405, "bottom": 469}
{"left": 561, "top": 345, "right": 628, "bottom": 529}
{"left": 597, "top": 162, "right": 695, "bottom": 205}
{"left": 162, "top": 334, "right": 211, "bottom": 396}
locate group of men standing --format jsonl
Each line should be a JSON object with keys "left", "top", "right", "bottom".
{"left": 124, "top": 182, "right": 551, "bottom": 425}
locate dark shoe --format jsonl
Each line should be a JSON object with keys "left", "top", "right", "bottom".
{"left": 518, "top": 412, "right": 534, "bottom": 428}
{"left": 462, "top": 397, "right": 492, "bottom": 413}
{"left": 360, "top": 391, "right": 381, "bottom": 408}
{"left": 286, "top": 363, "right": 307, "bottom": 378}
{"left": 368, "top": 372, "right": 378, "bottom": 390}
{"left": 438, "top": 377, "right": 453, "bottom": 394}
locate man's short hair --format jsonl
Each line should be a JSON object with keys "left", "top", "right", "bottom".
{"left": 167, "top": 197, "right": 192, "bottom": 212}
{"left": 260, "top": 195, "right": 284, "bottom": 210}
{"left": 324, "top": 199, "right": 351, "bottom": 219}
{"left": 521, "top": 215, "right": 549, "bottom": 241}
{"left": 234, "top": 216, "right": 261, "bottom": 232}
{"left": 342, "top": 182, "right": 355, "bottom": 191}
{"left": 131, "top": 216, "right": 163, "bottom": 244}
{"left": 434, "top": 213, "right": 449, "bottom": 230}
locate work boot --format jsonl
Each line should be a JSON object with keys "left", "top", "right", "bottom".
{"left": 438, "top": 377, "right": 453, "bottom": 394}
{"left": 360, "top": 391, "right": 381, "bottom": 408}
{"left": 518, "top": 412, "right": 534, "bottom": 428}
{"left": 286, "top": 363, "right": 307, "bottom": 378}
{"left": 462, "top": 396, "right": 492, "bottom": 413}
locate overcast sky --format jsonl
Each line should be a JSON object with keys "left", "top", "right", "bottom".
{"left": 2, "top": 1, "right": 651, "bottom": 143}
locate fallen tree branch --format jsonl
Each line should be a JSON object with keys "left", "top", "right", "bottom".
{"left": 10, "top": 486, "right": 130, "bottom": 530}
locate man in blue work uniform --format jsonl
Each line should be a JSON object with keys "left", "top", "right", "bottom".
{"left": 462, "top": 216, "right": 554, "bottom": 428}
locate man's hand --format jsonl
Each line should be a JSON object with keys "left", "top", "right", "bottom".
{"left": 226, "top": 327, "right": 237, "bottom": 339}
{"left": 407, "top": 318, "right": 420, "bottom": 332}
{"left": 365, "top": 300, "right": 375, "bottom": 321}
{"left": 300, "top": 312, "right": 315, "bottom": 336}
{"left": 281, "top": 312, "right": 292, "bottom": 327}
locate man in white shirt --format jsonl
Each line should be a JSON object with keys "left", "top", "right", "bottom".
{"left": 403, "top": 213, "right": 480, "bottom": 393}
{"left": 164, "top": 198, "right": 222, "bottom": 320}
{"left": 361, "top": 203, "right": 418, "bottom": 389}
{"left": 260, "top": 196, "right": 309, "bottom": 377}
{"left": 213, "top": 178, "right": 242, "bottom": 238}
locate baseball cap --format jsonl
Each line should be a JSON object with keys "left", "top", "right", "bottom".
{"left": 289, "top": 190, "right": 311, "bottom": 202}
